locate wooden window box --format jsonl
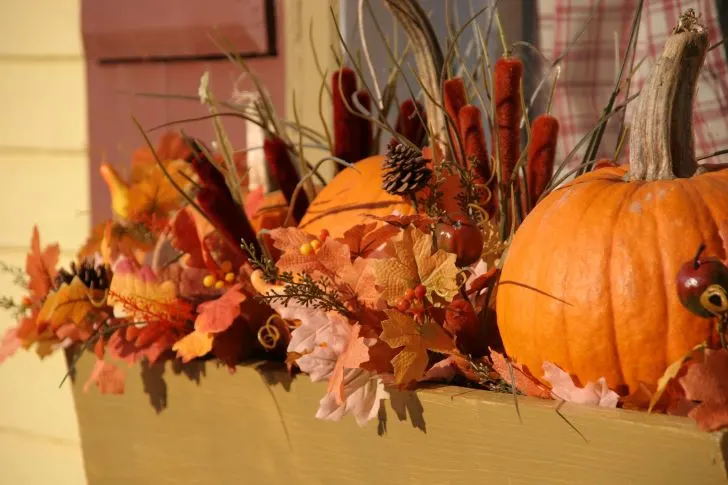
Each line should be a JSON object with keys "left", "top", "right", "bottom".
{"left": 70, "top": 354, "right": 728, "bottom": 485}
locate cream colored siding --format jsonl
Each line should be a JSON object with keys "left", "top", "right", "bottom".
{"left": 0, "top": 1, "right": 87, "bottom": 483}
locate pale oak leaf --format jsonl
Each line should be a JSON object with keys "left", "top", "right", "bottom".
{"left": 316, "top": 369, "right": 389, "bottom": 427}
{"left": 543, "top": 361, "right": 619, "bottom": 408}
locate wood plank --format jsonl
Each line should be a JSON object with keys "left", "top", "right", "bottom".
{"left": 72, "top": 354, "right": 728, "bottom": 485}
{"left": 0, "top": 61, "right": 86, "bottom": 151}
{"left": 0, "top": 153, "right": 89, "bottom": 249}
{"left": 0, "top": 0, "right": 82, "bottom": 57}
{"left": 0, "top": 429, "right": 85, "bottom": 485}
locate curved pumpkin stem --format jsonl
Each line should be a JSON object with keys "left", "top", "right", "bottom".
{"left": 627, "top": 9, "right": 708, "bottom": 181}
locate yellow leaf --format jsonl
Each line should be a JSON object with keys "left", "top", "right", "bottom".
{"left": 127, "top": 160, "right": 193, "bottom": 221}
{"left": 373, "top": 226, "right": 459, "bottom": 305}
{"left": 107, "top": 265, "right": 178, "bottom": 323}
{"left": 172, "top": 330, "right": 214, "bottom": 363}
{"left": 380, "top": 310, "right": 455, "bottom": 385}
{"left": 37, "top": 277, "right": 93, "bottom": 329}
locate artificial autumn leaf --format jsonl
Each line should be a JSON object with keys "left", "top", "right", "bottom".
{"left": 26, "top": 226, "right": 60, "bottom": 301}
{"left": 270, "top": 227, "right": 315, "bottom": 253}
{"left": 194, "top": 284, "right": 246, "bottom": 334}
{"left": 83, "top": 359, "right": 126, "bottom": 394}
{"left": 365, "top": 213, "right": 436, "bottom": 232}
{"left": 277, "top": 237, "right": 352, "bottom": 278}
{"left": 172, "top": 330, "right": 214, "bottom": 363}
{"left": 169, "top": 209, "right": 205, "bottom": 268}
{"left": 489, "top": 349, "right": 551, "bottom": 399}
{"left": 77, "top": 221, "right": 152, "bottom": 264}
{"left": 130, "top": 131, "right": 192, "bottom": 183}
{"left": 107, "top": 327, "right": 177, "bottom": 366}
{"left": 380, "top": 309, "right": 455, "bottom": 386}
{"left": 339, "top": 258, "right": 382, "bottom": 309}
{"left": 126, "top": 160, "right": 193, "bottom": 223}
{"left": 372, "top": 226, "right": 459, "bottom": 305}
{"left": 328, "top": 324, "right": 371, "bottom": 405}
{"left": 37, "top": 277, "right": 93, "bottom": 329}
{"left": 649, "top": 343, "right": 706, "bottom": 412}
{"left": 0, "top": 327, "right": 20, "bottom": 364}
{"left": 337, "top": 223, "right": 399, "bottom": 259}
{"left": 543, "top": 361, "right": 619, "bottom": 408}
{"left": 679, "top": 349, "right": 728, "bottom": 432}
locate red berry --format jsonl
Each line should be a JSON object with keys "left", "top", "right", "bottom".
{"left": 396, "top": 298, "right": 411, "bottom": 312}
{"left": 414, "top": 284, "right": 427, "bottom": 300}
{"left": 319, "top": 229, "right": 330, "bottom": 242}
{"left": 404, "top": 288, "right": 416, "bottom": 301}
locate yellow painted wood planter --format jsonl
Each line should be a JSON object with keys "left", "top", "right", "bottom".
{"left": 71, "top": 354, "right": 728, "bottom": 485}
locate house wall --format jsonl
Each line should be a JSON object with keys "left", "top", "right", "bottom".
{"left": 0, "top": 0, "right": 88, "bottom": 483}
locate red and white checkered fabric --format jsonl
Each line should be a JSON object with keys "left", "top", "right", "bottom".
{"left": 537, "top": 0, "right": 728, "bottom": 169}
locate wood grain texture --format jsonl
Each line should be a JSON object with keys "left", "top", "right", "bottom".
{"left": 72, "top": 355, "right": 728, "bottom": 485}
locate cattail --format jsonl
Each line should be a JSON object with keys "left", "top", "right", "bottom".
{"left": 332, "top": 68, "right": 359, "bottom": 165}
{"left": 459, "top": 104, "right": 496, "bottom": 217}
{"left": 494, "top": 57, "right": 523, "bottom": 189}
{"left": 443, "top": 78, "right": 468, "bottom": 163}
{"left": 353, "top": 90, "right": 373, "bottom": 161}
{"left": 263, "top": 136, "right": 309, "bottom": 223}
{"left": 526, "top": 114, "right": 559, "bottom": 209}
{"left": 395, "top": 99, "right": 427, "bottom": 148}
{"left": 185, "top": 137, "right": 228, "bottom": 190}
{"left": 197, "top": 186, "right": 257, "bottom": 259}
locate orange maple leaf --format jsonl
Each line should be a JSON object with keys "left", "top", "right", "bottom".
{"left": 126, "top": 159, "right": 193, "bottom": 223}
{"left": 129, "top": 131, "right": 192, "bottom": 183}
{"left": 172, "top": 330, "right": 215, "bottom": 363}
{"left": 26, "top": 226, "right": 60, "bottom": 302}
{"left": 37, "top": 277, "right": 95, "bottom": 329}
{"left": 194, "top": 284, "right": 246, "bottom": 334}
{"left": 328, "top": 324, "right": 371, "bottom": 404}
{"left": 336, "top": 223, "right": 399, "bottom": 259}
{"left": 380, "top": 310, "right": 455, "bottom": 386}
{"left": 77, "top": 221, "right": 153, "bottom": 264}
{"left": 276, "top": 236, "right": 352, "bottom": 278}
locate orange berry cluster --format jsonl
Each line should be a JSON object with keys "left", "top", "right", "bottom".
{"left": 299, "top": 229, "right": 330, "bottom": 256}
{"left": 202, "top": 260, "right": 236, "bottom": 289}
{"left": 396, "top": 284, "right": 427, "bottom": 318}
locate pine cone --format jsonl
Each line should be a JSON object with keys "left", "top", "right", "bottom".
{"left": 55, "top": 259, "right": 111, "bottom": 291}
{"left": 382, "top": 140, "right": 432, "bottom": 195}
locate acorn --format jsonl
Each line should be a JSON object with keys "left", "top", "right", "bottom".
{"left": 676, "top": 243, "right": 728, "bottom": 318}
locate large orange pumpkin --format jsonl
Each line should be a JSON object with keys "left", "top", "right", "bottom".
{"left": 298, "top": 155, "right": 416, "bottom": 238}
{"left": 496, "top": 12, "right": 724, "bottom": 395}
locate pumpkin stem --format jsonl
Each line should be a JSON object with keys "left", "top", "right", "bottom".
{"left": 693, "top": 243, "right": 707, "bottom": 269}
{"left": 627, "top": 9, "right": 708, "bottom": 181}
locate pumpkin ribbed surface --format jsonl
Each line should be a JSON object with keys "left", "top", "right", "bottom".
{"left": 298, "top": 156, "right": 415, "bottom": 238}
{"left": 496, "top": 166, "right": 728, "bottom": 393}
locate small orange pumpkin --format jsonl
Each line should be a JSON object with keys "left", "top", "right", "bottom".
{"left": 298, "top": 155, "right": 416, "bottom": 238}
{"left": 496, "top": 12, "right": 725, "bottom": 396}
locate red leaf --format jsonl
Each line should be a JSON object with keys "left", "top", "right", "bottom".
{"left": 83, "top": 359, "right": 125, "bottom": 394}
{"left": 25, "top": 227, "right": 60, "bottom": 301}
{"left": 194, "top": 284, "right": 246, "bottom": 333}
{"left": 679, "top": 349, "right": 728, "bottom": 431}
{"left": 489, "top": 349, "right": 551, "bottom": 399}
{"left": 169, "top": 209, "right": 205, "bottom": 268}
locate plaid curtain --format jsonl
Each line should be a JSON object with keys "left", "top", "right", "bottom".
{"left": 537, "top": 0, "right": 728, "bottom": 168}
